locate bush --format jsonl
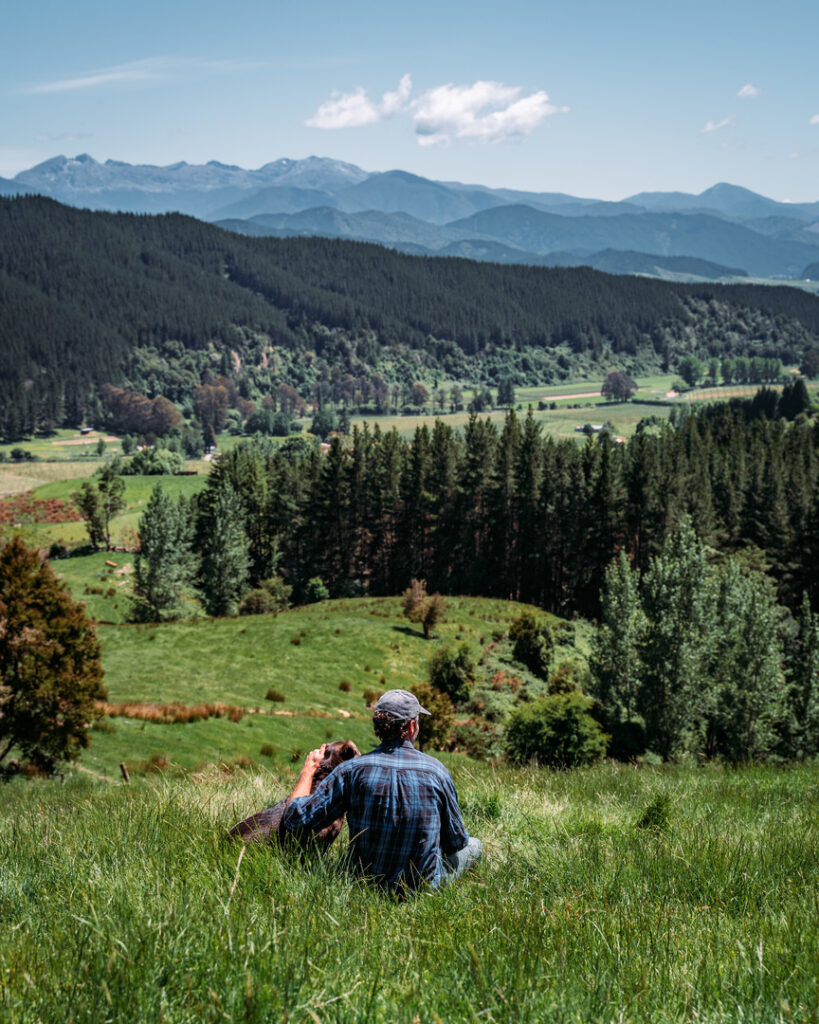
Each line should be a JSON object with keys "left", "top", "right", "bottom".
{"left": 409, "top": 682, "right": 454, "bottom": 751}
{"left": 428, "top": 643, "right": 475, "bottom": 705}
{"left": 504, "top": 692, "right": 608, "bottom": 768}
{"left": 121, "top": 446, "right": 184, "bottom": 475}
{"left": 303, "top": 577, "right": 329, "bottom": 603}
{"left": 339, "top": 680, "right": 351, "bottom": 692}
{"left": 265, "top": 689, "right": 285, "bottom": 702}
{"left": 239, "top": 589, "right": 279, "bottom": 615}
{"left": 509, "top": 611, "right": 553, "bottom": 678}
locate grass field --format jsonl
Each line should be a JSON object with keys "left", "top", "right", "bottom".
{"left": 47, "top": 595, "right": 589, "bottom": 777}
{"left": 1, "top": 760, "right": 816, "bottom": 1023}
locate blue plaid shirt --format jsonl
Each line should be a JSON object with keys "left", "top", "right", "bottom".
{"left": 282, "top": 740, "right": 469, "bottom": 892}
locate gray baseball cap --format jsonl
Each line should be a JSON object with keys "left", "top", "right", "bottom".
{"left": 374, "top": 689, "right": 431, "bottom": 720}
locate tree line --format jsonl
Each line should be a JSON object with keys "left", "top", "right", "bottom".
{"left": 133, "top": 390, "right": 818, "bottom": 629}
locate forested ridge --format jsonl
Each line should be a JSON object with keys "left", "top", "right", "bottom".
{"left": 2, "top": 194, "right": 819, "bottom": 437}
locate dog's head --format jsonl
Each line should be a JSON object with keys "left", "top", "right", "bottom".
{"left": 311, "top": 739, "right": 361, "bottom": 791}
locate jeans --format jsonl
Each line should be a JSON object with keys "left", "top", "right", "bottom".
{"left": 441, "top": 836, "right": 483, "bottom": 883}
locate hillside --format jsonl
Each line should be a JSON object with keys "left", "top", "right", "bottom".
{"left": 3, "top": 195, "right": 819, "bottom": 437}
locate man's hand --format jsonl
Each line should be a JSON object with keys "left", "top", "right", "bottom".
{"left": 287, "top": 744, "right": 326, "bottom": 803}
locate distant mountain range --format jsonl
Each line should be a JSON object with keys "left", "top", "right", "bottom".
{"left": 5, "top": 154, "right": 819, "bottom": 280}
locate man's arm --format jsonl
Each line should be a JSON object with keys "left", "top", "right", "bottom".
{"left": 286, "top": 744, "right": 326, "bottom": 803}
{"left": 282, "top": 746, "right": 350, "bottom": 836}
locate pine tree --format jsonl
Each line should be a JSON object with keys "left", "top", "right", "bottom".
{"left": 133, "top": 484, "right": 197, "bottom": 621}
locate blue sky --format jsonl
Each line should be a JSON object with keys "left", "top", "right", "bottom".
{"left": 3, "top": 0, "right": 818, "bottom": 200}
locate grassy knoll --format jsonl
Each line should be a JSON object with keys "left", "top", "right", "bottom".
{"left": 74, "top": 596, "right": 588, "bottom": 776}
{"left": 1, "top": 761, "right": 817, "bottom": 1023}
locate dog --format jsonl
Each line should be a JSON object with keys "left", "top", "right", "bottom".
{"left": 228, "top": 739, "right": 361, "bottom": 850}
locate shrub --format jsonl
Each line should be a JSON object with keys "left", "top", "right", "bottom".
{"left": 504, "top": 693, "right": 608, "bottom": 768}
{"left": 339, "top": 680, "right": 352, "bottom": 692}
{"left": 428, "top": 643, "right": 475, "bottom": 705}
{"left": 509, "top": 611, "right": 553, "bottom": 679}
{"left": 266, "top": 688, "right": 285, "bottom": 702}
{"left": 260, "top": 743, "right": 275, "bottom": 758}
{"left": 363, "top": 689, "right": 383, "bottom": 707}
{"left": 409, "top": 682, "right": 454, "bottom": 751}
{"left": 239, "top": 589, "right": 278, "bottom": 615}
{"left": 303, "top": 577, "right": 329, "bottom": 603}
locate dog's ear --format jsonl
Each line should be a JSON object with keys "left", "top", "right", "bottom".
{"left": 341, "top": 741, "right": 361, "bottom": 760}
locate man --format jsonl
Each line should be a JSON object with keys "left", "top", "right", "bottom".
{"left": 282, "top": 689, "right": 482, "bottom": 894}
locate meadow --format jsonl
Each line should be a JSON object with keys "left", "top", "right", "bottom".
{"left": 1, "top": 760, "right": 816, "bottom": 1023}
{"left": 2, "top": 387, "right": 819, "bottom": 1022}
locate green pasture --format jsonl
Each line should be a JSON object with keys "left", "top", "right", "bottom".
{"left": 1, "top": 470, "right": 210, "bottom": 549}
{"left": 76, "top": 595, "right": 582, "bottom": 776}
{"left": 0, "top": 427, "right": 120, "bottom": 464}
{"left": 1, "top": 760, "right": 817, "bottom": 1023}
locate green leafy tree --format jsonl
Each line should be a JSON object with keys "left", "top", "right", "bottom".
{"left": 401, "top": 578, "right": 445, "bottom": 639}
{"left": 196, "top": 476, "right": 250, "bottom": 616}
{"left": 120, "top": 446, "right": 184, "bottom": 475}
{"left": 504, "top": 693, "right": 608, "bottom": 768}
{"left": 706, "top": 561, "right": 786, "bottom": 762}
{"left": 677, "top": 355, "right": 704, "bottom": 388}
{"left": 638, "top": 518, "right": 714, "bottom": 759}
{"left": 72, "top": 463, "right": 126, "bottom": 550}
{"left": 601, "top": 370, "right": 637, "bottom": 402}
{"left": 428, "top": 643, "right": 475, "bottom": 705}
{"left": 590, "top": 550, "right": 646, "bottom": 749}
{"left": 782, "top": 595, "right": 819, "bottom": 758}
{"left": 132, "top": 485, "right": 197, "bottom": 621}
{"left": 0, "top": 537, "right": 106, "bottom": 775}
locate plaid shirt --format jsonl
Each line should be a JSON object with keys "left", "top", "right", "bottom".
{"left": 282, "top": 740, "right": 469, "bottom": 892}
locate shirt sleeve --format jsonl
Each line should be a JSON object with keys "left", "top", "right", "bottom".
{"left": 438, "top": 773, "right": 469, "bottom": 856}
{"left": 282, "top": 765, "right": 350, "bottom": 837}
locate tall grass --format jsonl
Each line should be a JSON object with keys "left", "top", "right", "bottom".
{"left": 2, "top": 761, "right": 817, "bottom": 1023}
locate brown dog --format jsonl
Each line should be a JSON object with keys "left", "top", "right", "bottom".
{"left": 228, "top": 740, "right": 360, "bottom": 849}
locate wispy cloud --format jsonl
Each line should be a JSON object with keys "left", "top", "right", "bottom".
{"left": 307, "top": 75, "right": 566, "bottom": 145}
{"left": 413, "top": 81, "right": 566, "bottom": 146}
{"left": 306, "top": 74, "right": 412, "bottom": 128}
{"left": 21, "top": 57, "right": 260, "bottom": 95}
{"left": 737, "top": 83, "right": 760, "bottom": 99}
{"left": 811, "top": 114, "right": 819, "bottom": 126}
{"left": 702, "top": 116, "right": 735, "bottom": 134}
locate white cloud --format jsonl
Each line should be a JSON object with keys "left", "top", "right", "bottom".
{"left": 306, "top": 74, "right": 412, "bottom": 129}
{"left": 702, "top": 116, "right": 734, "bottom": 134}
{"left": 737, "top": 83, "right": 760, "bottom": 99}
{"left": 307, "top": 75, "right": 565, "bottom": 144}
{"left": 413, "top": 81, "right": 566, "bottom": 146}
{"left": 810, "top": 114, "right": 819, "bottom": 125}
{"left": 22, "top": 57, "right": 260, "bottom": 95}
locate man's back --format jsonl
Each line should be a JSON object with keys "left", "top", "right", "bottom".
{"left": 283, "top": 739, "right": 469, "bottom": 892}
